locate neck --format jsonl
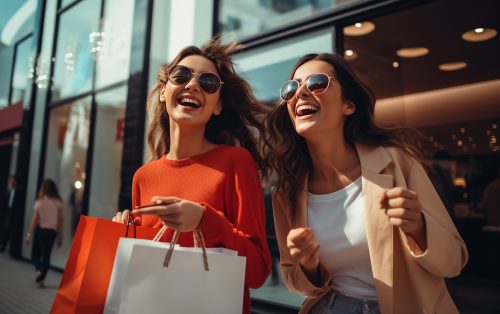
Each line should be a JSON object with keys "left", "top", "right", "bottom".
{"left": 306, "top": 134, "right": 361, "bottom": 192}
{"left": 167, "top": 121, "right": 214, "bottom": 160}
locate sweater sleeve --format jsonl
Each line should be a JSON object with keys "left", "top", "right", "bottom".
{"left": 198, "top": 151, "right": 271, "bottom": 288}
{"left": 399, "top": 154, "right": 468, "bottom": 278}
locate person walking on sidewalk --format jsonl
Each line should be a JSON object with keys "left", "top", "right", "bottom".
{"left": 25, "top": 179, "right": 64, "bottom": 288}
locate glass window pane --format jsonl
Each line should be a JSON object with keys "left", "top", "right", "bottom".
{"left": 51, "top": 0, "right": 101, "bottom": 101}
{"left": 0, "top": 47, "right": 14, "bottom": 108}
{"left": 61, "top": 0, "right": 77, "bottom": 9}
{"left": 10, "top": 36, "right": 34, "bottom": 106}
{"left": 234, "top": 30, "right": 333, "bottom": 308}
{"left": 219, "top": 0, "right": 357, "bottom": 40}
{"left": 88, "top": 86, "right": 127, "bottom": 218}
{"left": 95, "top": 0, "right": 135, "bottom": 88}
{"left": 43, "top": 98, "right": 91, "bottom": 267}
{"left": 235, "top": 30, "right": 333, "bottom": 103}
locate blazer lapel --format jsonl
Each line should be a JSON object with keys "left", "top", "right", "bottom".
{"left": 356, "top": 143, "right": 395, "bottom": 314}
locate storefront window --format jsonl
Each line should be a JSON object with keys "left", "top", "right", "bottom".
{"left": 0, "top": 48, "right": 14, "bottom": 108}
{"left": 218, "top": 0, "right": 357, "bottom": 40}
{"left": 234, "top": 30, "right": 333, "bottom": 308}
{"left": 95, "top": 0, "right": 135, "bottom": 88}
{"left": 87, "top": 86, "right": 127, "bottom": 218}
{"left": 10, "top": 36, "right": 34, "bottom": 106}
{"left": 43, "top": 98, "right": 91, "bottom": 268}
{"left": 51, "top": 0, "right": 100, "bottom": 101}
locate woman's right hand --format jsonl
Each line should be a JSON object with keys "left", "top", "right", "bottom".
{"left": 287, "top": 227, "right": 321, "bottom": 280}
{"left": 112, "top": 209, "right": 131, "bottom": 224}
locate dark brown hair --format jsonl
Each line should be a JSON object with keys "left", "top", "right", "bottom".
{"left": 38, "top": 179, "right": 62, "bottom": 201}
{"left": 265, "top": 53, "right": 423, "bottom": 211}
{"left": 147, "top": 37, "right": 269, "bottom": 179}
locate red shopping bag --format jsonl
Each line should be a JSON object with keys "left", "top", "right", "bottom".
{"left": 51, "top": 215, "right": 158, "bottom": 314}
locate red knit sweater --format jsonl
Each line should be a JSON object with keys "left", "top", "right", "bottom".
{"left": 131, "top": 145, "right": 271, "bottom": 314}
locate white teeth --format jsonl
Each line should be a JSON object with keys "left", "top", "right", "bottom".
{"left": 296, "top": 104, "right": 319, "bottom": 116}
{"left": 179, "top": 97, "right": 200, "bottom": 106}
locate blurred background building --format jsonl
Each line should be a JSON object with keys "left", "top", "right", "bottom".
{"left": 0, "top": 0, "right": 499, "bottom": 312}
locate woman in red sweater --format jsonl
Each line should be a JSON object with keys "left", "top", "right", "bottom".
{"left": 113, "top": 37, "right": 271, "bottom": 314}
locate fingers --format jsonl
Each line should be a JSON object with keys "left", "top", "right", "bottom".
{"left": 112, "top": 209, "right": 131, "bottom": 224}
{"left": 150, "top": 196, "right": 179, "bottom": 204}
{"left": 132, "top": 202, "right": 179, "bottom": 216}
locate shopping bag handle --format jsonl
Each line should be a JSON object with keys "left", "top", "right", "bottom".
{"left": 124, "top": 213, "right": 137, "bottom": 238}
{"left": 162, "top": 228, "right": 209, "bottom": 271}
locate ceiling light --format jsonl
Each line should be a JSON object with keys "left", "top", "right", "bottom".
{"left": 396, "top": 47, "right": 429, "bottom": 58}
{"left": 462, "top": 27, "right": 497, "bottom": 42}
{"left": 344, "top": 49, "right": 358, "bottom": 61}
{"left": 392, "top": 61, "right": 399, "bottom": 68}
{"left": 493, "top": 123, "right": 498, "bottom": 129}
{"left": 439, "top": 62, "right": 467, "bottom": 71}
{"left": 344, "top": 21, "right": 375, "bottom": 36}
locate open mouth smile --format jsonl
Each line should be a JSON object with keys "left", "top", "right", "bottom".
{"left": 296, "top": 104, "right": 319, "bottom": 117}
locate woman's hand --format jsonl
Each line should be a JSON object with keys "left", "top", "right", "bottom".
{"left": 24, "top": 233, "right": 32, "bottom": 245}
{"left": 379, "top": 187, "right": 427, "bottom": 251}
{"left": 131, "top": 196, "right": 205, "bottom": 232}
{"left": 287, "top": 227, "right": 320, "bottom": 282}
{"left": 112, "top": 209, "right": 131, "bottom": 224}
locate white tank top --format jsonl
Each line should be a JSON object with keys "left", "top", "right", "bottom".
{"left": 308, "top": 176, "right": 377, "bottom": 299}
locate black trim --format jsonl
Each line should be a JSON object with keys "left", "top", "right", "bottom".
{"left": 9, "top": 0, "right": 47, "bottom": 259}
{"left": 232, "top": 0, "right": 431, "bottom": 51}
{"left": 118, "top": 0, "right": 153, "bottom": 210}
{"left": 57, "top": 0, "right": 84, "bottom": 14}
{"left": 47, "top": 80, "right": 128, "bottom": 108}
{"left": 212, "top": 0, "right": 220, "bottom": 37}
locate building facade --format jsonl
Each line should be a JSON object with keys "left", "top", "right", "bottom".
{"left": 0, "top": 0, "right": 499, "bottom": 311}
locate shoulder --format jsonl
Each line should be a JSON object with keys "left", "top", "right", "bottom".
{"left": 218, "top": 145, "right": 256, "bottom": 166}
{"left": 133, "top": 159, "right": 163, "bottom": 179}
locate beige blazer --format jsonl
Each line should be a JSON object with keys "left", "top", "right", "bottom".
{"left": 272, "top": 143, "right": 468, "bottom": 314}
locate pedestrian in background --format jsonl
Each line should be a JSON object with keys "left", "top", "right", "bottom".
{"left": 265, "top": 53, "right": 468, "bottom": 313}
{"left": 25, "top": 179, "right": 63, "bottom": 288}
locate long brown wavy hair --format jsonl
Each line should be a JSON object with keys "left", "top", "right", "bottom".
{"left": 38, "top": 179, "right": 62, "bottom": 201}
{"left": 265, "top": 53, "right": 424, "bottom": 212}
{"left": 146, "top": 37, "right": 270, "bottom": 179}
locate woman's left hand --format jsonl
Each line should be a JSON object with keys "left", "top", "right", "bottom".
{"left": 379, "top": 187, "right": 427, "bottom": 249}
{"left": 132, "top": 196, "right": 205, "bottom": 232}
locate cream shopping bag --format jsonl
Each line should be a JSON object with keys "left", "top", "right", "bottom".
{"left": 109, "top": 229, "right": 246, "bottom": 314}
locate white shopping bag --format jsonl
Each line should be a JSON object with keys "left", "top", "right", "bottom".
{"left": 119, "top": 235, "right": 246, "bottom": 314}
{"left": 103, "top": 238, "right": 174, "bottom": 314}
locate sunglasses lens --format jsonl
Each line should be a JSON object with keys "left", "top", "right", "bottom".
{"left": 280, "top": 80, "right": 299, "bottom": 101}
{"left": 199, "top": 73, "right": 221, "bottom": 94}
{"left": 307, "top": 74, "right": 330, "bottom": 94}
{"left": 168, "top": 66, "right": 192, "bottom": 85}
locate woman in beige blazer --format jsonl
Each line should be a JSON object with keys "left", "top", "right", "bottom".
{"left": 265, "top": 53, "right": 468, "bottom": 313}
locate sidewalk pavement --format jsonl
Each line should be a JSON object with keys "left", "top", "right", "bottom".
{"left": 0, "top": 252, "right": 61, "bottom": 314}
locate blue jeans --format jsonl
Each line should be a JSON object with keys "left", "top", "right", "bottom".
{"left": 311, "top": 290, "right": 380, "bottom": 314}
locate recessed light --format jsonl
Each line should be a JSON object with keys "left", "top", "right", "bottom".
{"left": 392, "top": 61, "right": 399, "bottom": 68}
{"left": 439, "top": 62, "right": 467, "bottom": 71}
{"left": 462, "top": 27, "right": 497, "bottom": 42}
{"left": 344, "top": 49, "right": 358, "bottom": 61}
{"left": 396, "top": 47, "right": 429, "bottom": 58}
{"left": 344, "top": 22, "right": 375, "bottom": 36}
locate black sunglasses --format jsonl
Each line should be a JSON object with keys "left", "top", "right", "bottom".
{"left": 279, "top": 73, "right": 334, "bottom": 102}
{"left": 168, "top": 65, "right": 223, "bottom": 94}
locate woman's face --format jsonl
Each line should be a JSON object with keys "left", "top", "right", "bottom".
{"left": 160, "top": 55, "right": 222, "bottom": 129}
{"left": 285, "top": 60, "right": 355, "bottom": 139}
